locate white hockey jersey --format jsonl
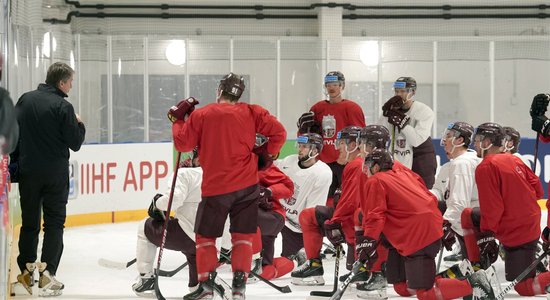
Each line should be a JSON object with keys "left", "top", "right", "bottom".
{"left": 275, "top": 155, "right": 332, "bottom": 233}
{"left": 430, "top": 150, "right": 481, "bottom": 235}
{"left": 155, "top": 167, "right": 203, "bottom": 241}
{"left": 378, "top": 100, "right": 434, "bottom": 168}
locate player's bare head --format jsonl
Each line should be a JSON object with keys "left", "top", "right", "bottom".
{"left": 393, "top": 76, "right": 416, "bottom": 102}
{"left": 473, "top": 122, "right": 505, "bottom": 158}
{"left": 335, "top": 126, "right": 362, "bottom": 160}
{"left": 503, "top": 126, "right": 521, "bottom": 154}
{"left": 296, "top": 133, "right": 323, "bottom": 163}
{"left": 46, "top": 62, "right": 74, "bottom": 93}
{"left": 217, "top": 72, "right": 245, "bottom": 102}
{"left": 363, "top": 148, "right": 393, "bottom": 177}
{"left": 441, "top": 121, "right": 474, "bottom": 158}
{"left": 359, "top": 125, "right": 390, "bottom": 155}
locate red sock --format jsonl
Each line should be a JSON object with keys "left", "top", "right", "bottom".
{"left": 252, "top": 227, "right": 262, "bottom": 255}
{"left": 515, "top": 272, "right": 550, "bottom": 296}
{"left": 299, "top": 208, "right": 323, "bottom": 259}
{"left": 261, "top": 264, "right": 276, "bottom": 280}
{"left": 231, "top": 232, "right": 254, "bottom": 273}
{"left": 272, "top": 257, "right": 295, "bottom": 278}
{"left": 460, "top": 208, "right": 480, "bottom": 262}
{"left": 371, "top": 244, "right": 388, "bottom": 272}
{"left": 394, "top": 281, "right": 416, "bottom": 297}
{"left": 195, "top": 234, "right": 218, "bottom": 281}
{"left": 416, "top": 278, "right": 473, "bottom": 300}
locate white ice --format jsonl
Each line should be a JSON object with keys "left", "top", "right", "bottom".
{"left": 9, "top": 219, "right": 550, "bottom": 299}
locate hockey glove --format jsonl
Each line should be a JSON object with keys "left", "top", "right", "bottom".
{"left": 167, "top": 97, "right": 199, "bottom": 123}
{"left": 297, "top": 111, "right": 322, "bottom": 134}
{"left": 441, "top": 220, "right": 456, "bottom": 251}
{"left": 382, "top": 96, "right": 405, "bottom": 116}
{"left": 258, "top": 186, "right": 273, "bottom": 211}
{"left": 386, "top": 110, "right": 410, "bottom": 130}
{"left": 253, "top": 142, "right": 273, "bottom": 171}
{"left": 530, "top": 93, "right": 550, "bottom": 117}
{"left": 324, "top": 220, "right": 345, "bottom": 246}
{"left": 148, "top": 193, "right": 166, "bottom": 222}
{"left": 532, "top": 115, "right": 550, "bottom": 137}
{"left": 477, "top": 231, "right": 498, "bottom": 266}
{"left": 542, "top": 227, "right": 550, "bottom": 253}
{"left": 355, "top": 234, "right": 378, "bottom": 268}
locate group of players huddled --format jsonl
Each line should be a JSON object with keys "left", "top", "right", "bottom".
{"left": 130, "top": 71, "right": 550, "bottom": 300}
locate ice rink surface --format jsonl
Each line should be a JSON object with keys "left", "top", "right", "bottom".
{"left": 9, "top": 220, "right": 550, "bottom": 299}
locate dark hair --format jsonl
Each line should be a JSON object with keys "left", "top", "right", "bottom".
{"left": 45, "top": 62, "right": 74, "bottom": 88}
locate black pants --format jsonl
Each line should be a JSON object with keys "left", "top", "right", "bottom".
{"left": 17, "top": 172, "right": 68, "bottom": 275}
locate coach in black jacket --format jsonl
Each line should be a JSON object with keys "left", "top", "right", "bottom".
{"left": 14, "top": 62, "right": 85, "bottom": 295}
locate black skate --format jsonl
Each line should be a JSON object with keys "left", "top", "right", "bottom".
{"left": 132, "top": 272, "right": 155, "bottom": 297}
{"left": 232, "top": 271, "right": 247, "bottom": 300}
{"left": 291, "top": 258, "right": 324, "bottom": 286}
{"left": 339, "top": 264, "right": 370, "bottom": 283}
{"left": 183, "top": 272, "right": 226, "bottom": 300}
{"left": 357, "top": 272, "right": 388, "bottom": 299}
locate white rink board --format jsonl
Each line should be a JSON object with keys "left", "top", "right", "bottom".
{"left": 67, "top": 143, "right": 174, "bottom": 215}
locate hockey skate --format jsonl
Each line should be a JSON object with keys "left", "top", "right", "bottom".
{"left": 16, "top": 262, "right": 36, "bottom": 295}
{"left": 183, "top": 272, "right": 226, "bottom": 300}
{"left": 37, "top": 262, "right": 64, "bottom": 297}
{"left": 289, "top": 247, "right": 307, "bottom": 267}
{"left": 247, "top": 256, "right": 262, "bottom": 284}
{"left": 438, "top": 259, "right": 474, "bottom": 280}
{"left": 357, "top": 272, "right": 388, "bottom": 299}
{"left": 467, "top": 270, "right": 495, "bottom": 300}
{"left": 232, "top": 271, "right": 247, "bottom": 300}
{"left": 132, "top": 272, "right": 155, "bottom": 297}
{"left": 339, "top": 264, "right": 370, "bottom": 283}
{"left": 291, "top": 258, "right": 324, "bottom": 286}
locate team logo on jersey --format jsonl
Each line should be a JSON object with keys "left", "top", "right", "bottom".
{"left": 396, "top": 134, "right": 407, "bottom": 149}
{"left": 322, "top": 115, "right": 336, "bottom": 138}
{"left": 286, "top": 195, "right": 297, "bottom": 206}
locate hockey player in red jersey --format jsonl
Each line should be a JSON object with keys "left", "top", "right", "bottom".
{"left": 359, "top": 149, "right": 501, "bottom": 300}
{"left": 461, "top": 122, "right": 550, "bottom": 296}
{"left": 297, "top": 71, "right": 366, "bottom": 207}
{"left": 292, "top": 126, "right": 363, "bottom": 286}
{"left": 251, "top": 135, "right": 294, "bottom": 281}
{"left": 170, "top": 73, "right": 286, "bottom": 300}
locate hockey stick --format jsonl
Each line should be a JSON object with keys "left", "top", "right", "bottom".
{"left": 154, "top": 151, "right": 182, "bottom": 300}
{"left": 98, "top": 258, "right": 187, "bottom": 277}
{"left": 98, "top": 258, "right": 136, "bottom": 269}
{"left": 495, "top": 249, "right": 550, "bottom": 300}
{"left": 534, "top": 132, "right": 540, "bottom": 173}
{"left": 310, "top": 244, "right": 341, "bottom": 297}
{"left": 391, "top": 126, "right": 396, "bottom": 156}
{"left": 219, "top": 252, "right": 292, "bottom": 293}
{"left": 329, "top": 260, "right": 368, "bottom": 300}
{"left": 436, "top": 245, "right": 444, "bottom": 273}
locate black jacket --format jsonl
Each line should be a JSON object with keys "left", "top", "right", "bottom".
{"left": 0, "top": 87, "right": 18, "bottom": 155}
{"left": 14, "top": 84, "right": 85, "bottom": 175}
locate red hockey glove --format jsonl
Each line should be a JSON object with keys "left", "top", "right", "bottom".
{"left": 530, "top": 93, "right": 550, "bottom": 117}
{"left": 148, "top": 193, "right": 166, "bottom": 222}
{"left": 382, "top": 96, "right": 405, "bottom": 116}
{"left": 386, "top": 110, "right": 410, "bottom": 130}
{"left": 324, "top": 220, "right": 345, "bottom": 246}
{"left": 532, "top": 115, "right": 550, "bottom": 137}
{"left": 477, "top": 231, "right": 498, "bottom": 266}
{"left": 355, "top": 234, "right": 378, "bottom": 267}
{"left": 442, "top": 220, "right": 456, "bottom": 251}
{"left": 258, "top": 187, "right": 273, "bottom": 211}
{"left": 542, "top": 227, "right": 550, "bottom": 253}
{"left": 167, "top": 97, "right": 199, "bottom": 123}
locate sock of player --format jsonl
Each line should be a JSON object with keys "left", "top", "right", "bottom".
{"left": 299, "top": 208, "right": 323, "bottom": 259}
{"left": 416, "top": 278, "right": 473, "bottom": 300}
{"left": 460, "top": 208, "right": 481, "bottom": 262}
{"left": 514, "top": 272, "right": 550, "bottom": 296}
{"left": 394, "top": 281, "right": 417, "bottom": 297}
{"left": 231, "top": 232, "right": 254, "bottom": 273}
{"left": 272, "top": 257, "right": 294, "bottom": 278}
{"left": 195, "top": 234, "right": 219, "bottom": 281}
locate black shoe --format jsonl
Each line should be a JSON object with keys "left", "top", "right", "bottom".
{"left": 132, "top": 273, "right": 155, "bottom": 297}
{"left": 232, "top": 271, "right": 246, "bottom": 300}
{"left": 183, "top": 272, "right": 225, "bottom": 300}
